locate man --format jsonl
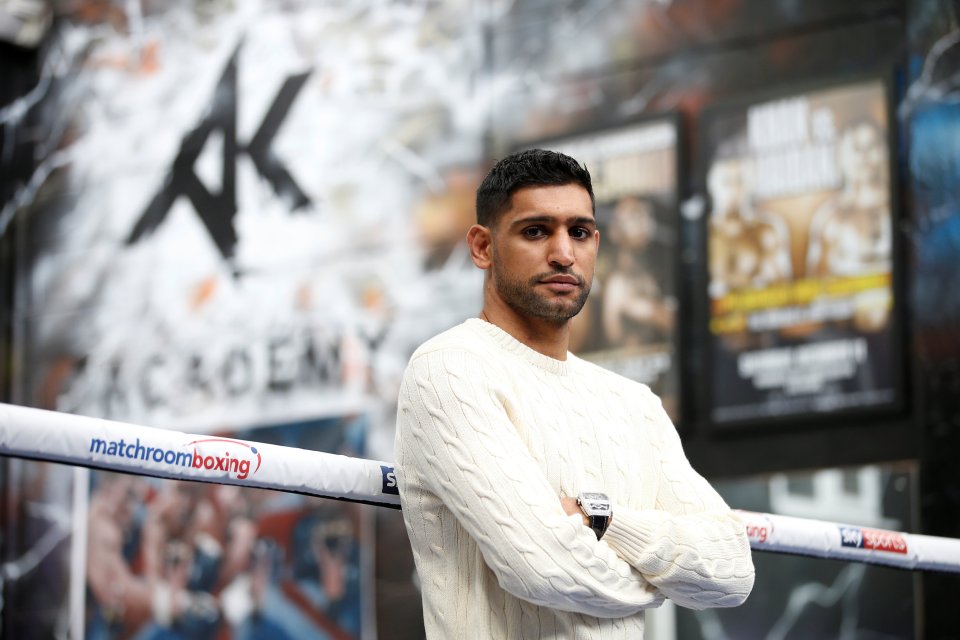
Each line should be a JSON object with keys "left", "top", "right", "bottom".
{"left": 600, "top": 196, "right": 676, "bottom": 348}
{"left": 707, "top": 154, "right": 792, "bottom": 300}
{"left": 805, "top": 120, "right": 892, "bottom": 333}
{"left": 806, "top": 119, "right": 891, "bottom": 280}
{"left": 395, "top": 149, "right": 755, "bottom": 639}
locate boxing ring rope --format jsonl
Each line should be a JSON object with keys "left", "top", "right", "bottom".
{"left": 2, "top": 402, "right": 959, "bottom": 574}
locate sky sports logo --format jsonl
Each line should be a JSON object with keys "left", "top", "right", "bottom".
{"left": 838, "top": 526, "right": 908, "bottom": 554}
{"left": 381, "top": 465, "right": 399, "bottom": 495}
{"left": 89, "top": 436, "right": 262, "bottom": 480}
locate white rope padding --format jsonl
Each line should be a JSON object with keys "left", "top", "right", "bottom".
{"left": 737, "top": 510, "right": 960, "bottom": 573}
{"left": 0, "top": 403, "right": 401, "bottom": 509}
{"left": 1, "top": 403, "right": 958, "bottom": 573}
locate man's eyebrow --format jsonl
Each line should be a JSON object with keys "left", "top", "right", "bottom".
{"left": 510, "top": 215, "right": 597, "bottom": 227}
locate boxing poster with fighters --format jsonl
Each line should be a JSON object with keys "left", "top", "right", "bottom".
{"left": 81, "top": 413, "right": 373, "bottom": 640}
{"left": 529, "top": 116, "right": 682, "bottom": 422}
{"left": 701, "top": 77, "right": 901, "bottom": 426}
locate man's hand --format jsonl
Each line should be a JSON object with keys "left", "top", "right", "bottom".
{"left": 560, "top": 497, "right": 588, "bottom": 526}
{"left": 561, "top": 496, "right": 614, "bottom": 530}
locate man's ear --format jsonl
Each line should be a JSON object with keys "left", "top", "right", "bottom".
{"left": 467, "top": 224, "right": 493, "bottom": 269}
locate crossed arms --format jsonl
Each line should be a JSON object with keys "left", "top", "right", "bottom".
{"left": 396, "top": 347, "right": 754, "bottom": 618}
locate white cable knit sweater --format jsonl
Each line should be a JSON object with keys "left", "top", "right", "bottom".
{"left": 395, "top": 319, "right": 754, "bottom": 639}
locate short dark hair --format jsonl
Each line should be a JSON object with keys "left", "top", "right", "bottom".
{"left": 475, "top": 149, "right": 595, "bottom": 228}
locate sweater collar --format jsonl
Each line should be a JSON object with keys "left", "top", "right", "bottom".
{"left": 465, "top": 318, "right": 571, "bottom": 376}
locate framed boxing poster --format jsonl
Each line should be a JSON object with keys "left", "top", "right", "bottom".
{"left": 518, "top": 113, "right": 683, "bottom": 424}
{"left": 699, "top": 75, "right": 904, "bottom": 428}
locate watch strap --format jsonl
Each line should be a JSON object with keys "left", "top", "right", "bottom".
{"left": 587, "top": 514, "right": 610, "bottom": 540}
{"left": 577, "top": 492, "right": 612, "bottom": 540}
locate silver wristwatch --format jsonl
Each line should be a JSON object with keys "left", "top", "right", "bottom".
{"left": 577, "top": 492, "right": 612, "bottom": 540}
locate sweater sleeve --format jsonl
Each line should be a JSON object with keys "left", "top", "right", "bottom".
{"left": 601, "top": 388, "right": 755, "bottom": 610}
{"left": 396, "top": 347, "right": 664, "bottom": 618}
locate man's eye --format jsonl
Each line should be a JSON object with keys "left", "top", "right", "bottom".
{"left": 570, "top": 227, "right": 591, "bottom": 239}
{"left": 523, "top": 226, "right": 546, "bottom": 238}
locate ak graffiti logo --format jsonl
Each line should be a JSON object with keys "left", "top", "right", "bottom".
{"left": 127, "top": 44, "right": 311, "bottom": 265}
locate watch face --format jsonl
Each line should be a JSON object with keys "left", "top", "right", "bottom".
{"left": 579, "top": 493, "right": 611, "bottom": 516}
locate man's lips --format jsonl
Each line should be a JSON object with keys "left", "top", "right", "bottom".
{"left": 539, "top": 274, "right": 581, "bottom": 292}
{"left": 541, "top": 275, "right": 579, "bottom": 284}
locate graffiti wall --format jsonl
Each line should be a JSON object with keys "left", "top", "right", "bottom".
{"left": 13, "top": 1, "right": 487, "bottom": 433}
{"left": 4, "top": 2, "right": 488, "bottom": 637}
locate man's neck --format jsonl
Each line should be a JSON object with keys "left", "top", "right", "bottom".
{"left": 479, "top": 301, "right": 571, "bottom": 361}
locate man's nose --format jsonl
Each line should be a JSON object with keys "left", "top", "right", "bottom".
{"left": 547, "top": 233, "right": 575, "bottom": 268}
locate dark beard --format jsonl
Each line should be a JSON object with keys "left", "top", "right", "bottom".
{"left": 492, "top": 264, "right": 591, "bottom": 325}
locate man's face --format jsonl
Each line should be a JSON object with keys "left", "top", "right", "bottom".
{"left": 488, "top": 183, "right": 598, "bottom": 324}
{"left": 611, "top": 197, "right": 655, "bottom": 249}
{"left": 708, "top": 158, "right": 744, "bottom": 215}
{"left": 840, "top": 123, "right": 885, "bottom": 185}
